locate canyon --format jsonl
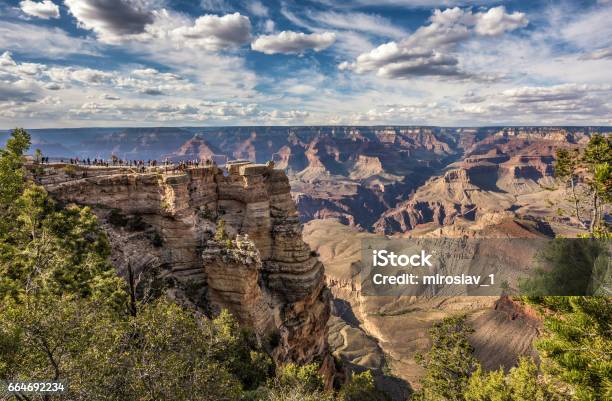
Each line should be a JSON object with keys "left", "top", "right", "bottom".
{"left": 14, "top": 125, "right": 610, "bottom": 400}
{"left": 11, "top": 125, "right": 607, "bottom": 234}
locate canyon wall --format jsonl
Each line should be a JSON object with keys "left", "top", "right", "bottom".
{"left": 31, "top": 162, "right": 333, "bottom": 376}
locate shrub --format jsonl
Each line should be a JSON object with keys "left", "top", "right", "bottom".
{"left": 215, "top": 219, "right": 228, "bottom": 241}
{"left": 339, "top": 370, "right": 389, "bottom": 401}
{"left": 276, "top": 363, "right": 324, "bottom": 393}
{"left": 62, "top": 164, "right": 77, "bottom": 177}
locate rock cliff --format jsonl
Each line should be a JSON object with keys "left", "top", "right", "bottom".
{"left": 30, "top": 162, "right": 333, "bottom": 377}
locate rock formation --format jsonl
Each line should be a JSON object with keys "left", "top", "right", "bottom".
{"left": 30, "top": 161, "right": 333, "bottom": 379}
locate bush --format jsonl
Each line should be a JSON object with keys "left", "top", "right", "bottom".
{"left": 276, "top": 363, "right": 324, "bottom": 393}
{"left": 62, "top": 164, "right": 77, "bottom": 177}
{"left": 215, "top": 219, "right": 228, "bottom": 241}
{"left": 339, "top": 370, "right": 389, "bottom": 401}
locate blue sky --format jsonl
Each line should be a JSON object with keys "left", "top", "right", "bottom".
{"left": 0, "top": 0, "right": 610, "bottom": 128}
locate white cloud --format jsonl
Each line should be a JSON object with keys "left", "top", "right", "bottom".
{"left": 580, "top": 48, "right": 612, "bottom": 60}
{"left": 64, "top": 0, "right": 156, "bottom": 43}
{"left": 19, "top": 0, "right": 60, "bottom": 19}
{"left": 70, "top": 68, "right": 115, "bottom": 84}
{"left": 561, "top": 4, "right": 612, "bottom": 50}
{"left": 321, "top": 0, "right": 499, "bottom": 7}
{"left": 200, "top": 0, "right": 231, "bottom": 13}
{"left": 339, "top": 42, "right": 462, "bottom": 77}
{"left": 265, "top": 109, "right": 309, "bottom": 120}
{"left": 63, "top": 1, "right": 253, "bottom": 52}
{"left": 251, "top": 31, "right": 336, "bottom": 55}
{"left": 0, "top": 80, "right": 40, "bottom": 102}
{"left": 263, "top": 19, "right": 275, "bottom": 33}
{"left": 0, "top": 51, "right": 17, "bottom": 67}
{"left": 286, "top": 84, "right": 317, "bottom": 95}
{"left": 246, "top": 1, "right": 268, "bottom": 17}
{"left": 340, "top": 6, "right": 528, "bottom": 79}
{"left": 501, "top": 83, "right": 610, "bottom": 103}
{"left": 169, "top": 12, "right": 251, "bottom": 50}
{"left": 308, "top": 10, "right": 408, "bottom": 39}
{"left": 474, "top": 6, "right": 528, "bottom": 36}
{"left": 0, "top": 21, "right": 99, "bottom": 58}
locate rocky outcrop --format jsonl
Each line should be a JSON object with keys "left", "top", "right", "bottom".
{"left": 31, "top": 162, "right": 333, "bottom": 377}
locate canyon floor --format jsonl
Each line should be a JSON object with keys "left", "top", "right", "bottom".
{"left": 304, "top": 219, "right": 542, "bottom": 398}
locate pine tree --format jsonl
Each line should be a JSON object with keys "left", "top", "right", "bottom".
{"left": 411, "top": 315, "right": 478, "bottom": 401}
{"left": 554, "top": 134, "right": 611, "bottom": 236}
{"left": 529, "top": 297, "right": 611, "bottom": 401}
{"left": 464, "top": 358, "right": 560, "bottom": 401}
{"left": 554, "top": 147, "right": 584, "bottom": 228}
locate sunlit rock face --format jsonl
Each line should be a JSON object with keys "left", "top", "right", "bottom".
{"left": 32, "top": 161, "right": 332, "bottom": 375}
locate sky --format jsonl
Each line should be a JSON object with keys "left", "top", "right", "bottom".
{"left": 0, "top": 0, "right": 611, "bottom": 128}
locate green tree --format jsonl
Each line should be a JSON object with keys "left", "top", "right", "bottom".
{"left": 210, "top": 309, "right": 273, "bottom": 391}
{"left": 464, "top": 366, "right": 510, "bottom": 401}
{"left": 524, "top": 297, "right": 611, "bottom": 401}
{"left": 554, "top": 134, "right": 611, "bottom": 236}
{"left": 259, "top": 362, "right": 332, "bottom": 401}
{"left": 120, "top": 300, "right": 244, "bottom": 401}
{"left": 0, "top": 184, "right": 126, "bottom": 308}
{"left": 275, "top": 362, "right": 324, "bottom": 393}
{"left": 338, "top": 370, "right": 389, "bottom": 401}
{"left": 464, "top": 358, "right": 560, "bottom": 401}
{"left": 0, "top": 128, "right": 30, "bottom": 228}
{"left": 554, "top": 148, "right": 584, "bottom": 228}
{"left": 0, "top": 297, "right": 247, "bottom": 401}
{"left": 411, "top": 315, "right": 478, "bottom": 401}
{"left": 259, "top": 384, "right": 334, "bottom": 401}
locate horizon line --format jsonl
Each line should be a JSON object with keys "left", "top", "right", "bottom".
{"left": 2, "top": 124, "right": 612, "bottom": 131}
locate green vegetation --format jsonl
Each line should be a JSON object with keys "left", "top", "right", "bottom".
{"left": 523, "top": 297, "right": 611, "bottom": 401}
{"left": 215, "top": 218, "right": 228, "bottom": 241}
{"left": 62, "top": 164, "right": 77, "bottom": 177}
{"left": 275, "top": 363, "right": 325, "bottom": 393}
{"left": 555, "top": 134, "right": 611, "bottom": 236}
{"left": 464, "top": 358, "right": 560, "bottom": 401}
{"left": 338, "top": 370, "right": 389, "bottom": 401}
{"left": 411, "top": 302, "right": 610, "bottom": 401}
{"left": 411, "top": 315, "right": 478, "bottom": 401}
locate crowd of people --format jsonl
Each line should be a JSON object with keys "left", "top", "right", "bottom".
{"left": 38, "top": 156, "right": 217, "bottom": 172}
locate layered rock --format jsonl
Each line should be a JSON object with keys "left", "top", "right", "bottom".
{"left": 31, "top": 162, "right": 332, "bottom": 375}
{"left": 373, "top": 129, "right": 590, "bottom": 235}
